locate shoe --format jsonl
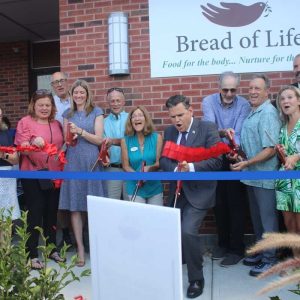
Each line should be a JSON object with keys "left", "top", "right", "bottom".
{"left": 49, "top": 251, "right": 66, "bottom": 263}
{"left": 30, "top": 258, "right": 44, "bottom": 270}
{"left": 249, "top": 261, "right": 274, "bottom": 277}
{"left": 220, "top": 253, "right": 243, "bottom": 267}
{"left": 211, "top": 247, "right": 227, "bottom": 260}
{"left": 187, "top": 279, "right": 204, "bottom": 298}
{"left": 243, "top": 254, "right": 262, "bottom": 266}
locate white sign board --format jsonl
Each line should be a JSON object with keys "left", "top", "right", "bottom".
{"left": 149, "top": 0, "right": 300, "bottom": 77}
{"left": 87, "top": 196, "right": 183, "bottom": 300}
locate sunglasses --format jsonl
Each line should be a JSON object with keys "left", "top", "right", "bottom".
{"left": 107, "top": 87, "right": 124, "bottom": 96}
{"left": 34, "top": 89, "right": 52, "bottom": 96}
{"left": 51, "top": 78, "right": 67, "bottom": 86}
{"left": 222, "top": 88, "right": 237, "bottom": 94}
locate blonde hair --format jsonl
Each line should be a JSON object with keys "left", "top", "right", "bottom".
{"left": 276, "top": 85, "right": 300, "bottom": 124}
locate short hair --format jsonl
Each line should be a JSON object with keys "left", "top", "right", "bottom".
{"left": 219, "top": 71, "right": 240, "bottom": 87}
{"left": 251, "top": 73, "right": 270, "bottom": 89}
{"left": 106, "top": 87, "right": 125, "bottom": 96}
{"left": 28, "top": 89, "right": 56, "bottom": 121}
{"left": 51, "top": 71, "right": 68, "bottom": 81}
{"left": 125, "top": 106, "right": 154, "bottom": 136}
{"left": 276, "top": 85, "right": 300, "bottom": 124}
{"left": 68, "top": 79, "right": 94, "bottom": 117}
{"left": 166, "top": 95, "right": 190, "bottom": 109}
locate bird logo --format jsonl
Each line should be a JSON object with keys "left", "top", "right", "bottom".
{"left": 200, "top": 2, "right": 272, "bottom": 27}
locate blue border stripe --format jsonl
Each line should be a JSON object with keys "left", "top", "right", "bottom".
{"left": 1, "top": 170, "right": 300, "bottom": 180}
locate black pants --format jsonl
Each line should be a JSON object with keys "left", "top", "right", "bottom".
{"left": 21, "top": 179, "right": 59, "bottom": 258}
{"left": 214, "top": 179, "right": 246, "bottom": 256}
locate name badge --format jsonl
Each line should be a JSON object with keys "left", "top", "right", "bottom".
{"left": 130, "top": 147, "right": 138, "bottom": 152}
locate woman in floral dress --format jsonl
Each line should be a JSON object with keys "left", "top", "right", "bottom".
{"left": 275, "top": 85, "right": 300, "bottom": 256}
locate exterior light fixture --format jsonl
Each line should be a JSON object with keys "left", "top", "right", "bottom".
{"left": 108, "top": 12, "right": 129, "bottom": 75}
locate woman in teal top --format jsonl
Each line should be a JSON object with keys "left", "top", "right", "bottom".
{"left": 121, "top": 106, "right": 163, "bottom": 205}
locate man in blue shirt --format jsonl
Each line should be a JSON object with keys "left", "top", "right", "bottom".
{"left": 104, "top": 87, "right": 129, "bottom": 200}
{"left": 202, "top": 71, "right": 251, "bottom": 266}
{"left": 231, "top": 74, "right": 280, "bottom": 276}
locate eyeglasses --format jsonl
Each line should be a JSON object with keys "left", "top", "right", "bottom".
{"left": 34, "top": 89, "right": 52, "bottom": 96}
{"left": 222, "top": 88, "right": 237, "bottom": 94}
{"left": 107, "top": 87, "right": 124, "bottom": 96}
{"left": 51, "top": 78, "right": 67, "bottom": 86}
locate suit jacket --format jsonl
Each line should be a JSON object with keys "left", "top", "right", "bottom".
{"left": 160, "top": 118, "right": 222, "bottom": 209}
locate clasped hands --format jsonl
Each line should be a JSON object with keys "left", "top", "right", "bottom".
{"left": 176, "top": 161, "right": 190, "bottom": 172}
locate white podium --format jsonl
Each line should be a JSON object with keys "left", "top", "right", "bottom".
{"left": 87, "top": 196, "right": 183, "bottom": 300}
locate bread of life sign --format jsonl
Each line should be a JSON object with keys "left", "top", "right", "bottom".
{"left": 149, "top": 0, "right": 300, "bottom": 77}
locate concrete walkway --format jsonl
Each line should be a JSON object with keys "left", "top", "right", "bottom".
{"left": 57, "top": 251, "right": 298, "bottom": 300}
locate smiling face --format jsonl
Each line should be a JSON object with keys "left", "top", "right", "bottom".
{"left": 51, "top": 72, "right": 69, "bottom": 99}
{"left": 248, "top": 78, "right": 269, "bottom": 108}
{"left": 107, "top": 90, "right": 125, "bottom": 115}
{"left": 72, "top": 85, "right": 87, "bottom": 109}
{"left": 220, "top": 75, "right": 238, "bottom": 105}
{"left": 131, "top": 108, "right": 145, "bottom": 132}
{"left": 34, "top": 97, "right": 52, "bottom": 121}
{"left": 279, "top": 88, "right": 300, "bottom": 118}
{"left": 168, "top": 102, "right": 193, "bottom": 132}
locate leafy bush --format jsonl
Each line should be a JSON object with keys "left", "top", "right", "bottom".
{"left": 0, "top": 209, "right": 90, "bottom": 299}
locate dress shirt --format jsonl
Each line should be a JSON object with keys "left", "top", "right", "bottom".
{"left": 202, "top": 93, "right": 251, "bottom": 145}
{"left": 176, "top": 118, "right": 195, "bottom": 172}
{"left": 54, "top": 95, "right": 70, "bottom": 126}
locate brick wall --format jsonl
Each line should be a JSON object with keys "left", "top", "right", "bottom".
{"left": 0, "top": 42, "right": 29, "bottom": 127}
{"left": 59, "top": 0, "right": 296, "bottom": 233}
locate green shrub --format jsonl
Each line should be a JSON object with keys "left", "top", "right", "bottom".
{"left": 0, "top": 209, "right": 90, "bottom": 300}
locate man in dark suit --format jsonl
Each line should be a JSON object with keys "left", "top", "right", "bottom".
{"left": 160, "top": 95, "right": 222, "bottom": 298}
{"left": 292, "top": 54, "right": 300, "bottom": 88}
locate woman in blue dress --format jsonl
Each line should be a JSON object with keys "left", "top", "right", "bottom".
{"left": 121, "top": 106, "right": 163, "bottom": 205}
{"left": 59, "top": 80, "right": 107, "bottom": 266}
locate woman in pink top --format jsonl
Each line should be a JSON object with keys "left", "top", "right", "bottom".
{"left": 15, "top": 89, "right": 64, "bottom": 270}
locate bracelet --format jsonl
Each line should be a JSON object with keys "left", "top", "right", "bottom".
{"left": 78, "top": 128, "right": 83, "bottom": 136}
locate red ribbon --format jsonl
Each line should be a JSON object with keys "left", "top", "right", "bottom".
{"left": 1, "top": 143, "right": 66, "bottom": 166}
{"left": 1, "top": 143, "right": 67, "bottom": 189}
{"left": 162, "top": 141, "right": 230, "bottom": 162}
